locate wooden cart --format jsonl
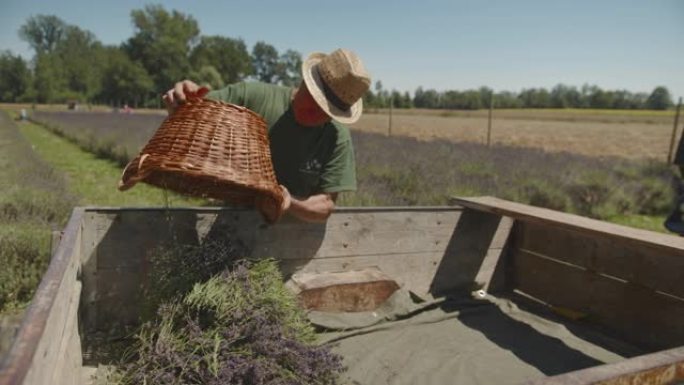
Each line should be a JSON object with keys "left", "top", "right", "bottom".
{"left": 1, "top": 197, "right": 683, "bottom": 384}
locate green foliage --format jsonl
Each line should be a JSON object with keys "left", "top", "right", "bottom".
{"left": 190, "top": 65, "right": 225, "bottom": 90}
{"left": 0, "top": 111, "right": 77, "bottom": 313}
{"left": 141, "top": 242, "right": 246, "bottom": 321}
{"left": 125, "top": 5, "right": 200, "bottom": 93}
{"left": 101, "top": 259, "right": 343, "bottom": 385}
{"left": 252, "top": 41, "right": 280, "bottom": 84}
{"left": 0, "top": 51, "right": 32, "bottom": 102}
{"left": 278, "top": 49, "right": 303, "bottom": 87}
{"left": 56, "top": 26, "right": 105, "bottom": 100}
{"left": 0, "top": 226, "right": 51, "bottom": 313}
{"left": 184, "top": 259, "right": 316, "bottom": 343}
{"left": 98, "top": 47, "right": 154, "bottom": 105}
{"left": 18, "top": 15, "right": 67, "bottom": 54}
{"left": 513, "top": 179, "right": 572, "bottom": 212}
{"left": 191, "top": 35, "right": 252, "bottom": 84}
{"left": 646, "top": 86, "right": 674, "bottom": 110}
{"left": 33, "top": 53, "right": 67, "bottom": 103}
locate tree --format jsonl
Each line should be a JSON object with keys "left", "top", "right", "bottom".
{"left": 190, "top": 36, "right": 252, "bottom": 84}
{"left": 646, "top": 86, "right": 673, "bottom": 110}
{"left": 518, "top": 88, "right": 551, "bottom": 108}
{"left": 191, "top": 65, "right": 224, "bottom": 90}
{"left": 98, "top": 47, "right": 154, "bottom": 106}
{"left": 588, "top": 88, "right": 613, "bottom": 109}
{"left": 479, "top": 86, "right": 493, "bottom": 108}
{"left": 278, "top": 49, "right": 302, "bottom": 86}
{"left": 402, "top": 91, "right": 412, "bottom": 109}
{"left": 550, "top": 84, "right": 581, "bottom": 108}
{"left": 0, "top": 51, "right": 32, "bottom": 102}
{"left": 56, "top": 26, "right": 104, "bottom": 100}
{"left": 125, "top": 5, "right": 200, "bottom": 93}
{"left": 494, "top": 91, "right": 521, "bottom": 108}
{"left": 374, "top": 81, "right": 386, "bottom": 107}
{"left": 33, "top": 53, "right": 67, "bottom": 103}
{"left": 251, "top": 41, "right": 279, "bottom": 83}
{"left": 413, "top": 87, "right": 439, "bottom": 109}
{"left": 19, "top": 15, "right": 67, "bottom": 55}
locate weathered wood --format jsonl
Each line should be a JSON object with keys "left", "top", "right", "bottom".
{"left": 51, "top": 231, "right": 63, "bottom": 258}
{"left": 0, "top": 208, "right": 84, "bottom": 385}
{"left": 429, "top": 208, "right": 513, "bottom": 296}
{"left": 452, "top": 196, "right": 684, "bottom": 254}
{"left": 523, "top": 346, "right": 684, "bottom": 385}
{"left": 518, "top": 222, "right": 684, "bottom": 299}
{"left": 473, "top": 216, "right": 514, "bottom": 293}
{"left": 7, "top": 203, "right": 684, "bottom": 385}
{"left": 513, "top": 248, "right": 684, "bottom": 351}
{"left": 78, "top": 207, "right": 466, "bottom": 331}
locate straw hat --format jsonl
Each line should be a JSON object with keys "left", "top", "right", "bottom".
{"left": 302, "top": 48, "right": 371, "bottom": 124}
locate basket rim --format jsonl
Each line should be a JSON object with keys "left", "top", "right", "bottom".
{"left": 186, "top": 96, "right": 269, "bottom": 126}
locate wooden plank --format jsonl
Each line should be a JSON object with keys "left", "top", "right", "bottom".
{"left": 429, "top": 208, "right": 512, "bottom": 296}
{"left": 518, "top": 222, "right": 684, "bottom": 299}
{"left": 523, "top": 346, "right": 684, "bottom": 385}
{"left": 82, "top": 206, "right": 516, "bottom": 330}
{"left": 513, "top": 248, "right": 684, "bottom": 351}
{"left": 92, "top": 251, "right": 449, "bottom": 328}
{"left": 0, "top": 208, "right": 84, "bottom": 385}
{"left": 23, "top": 235, "right": 82, "bottom": 385}
{"left": 50, "top": 281, "right": 82, "bottom": 385}
{"left": 474, "top": 216, "right": 514, "bottom": 293}
{"left": 452, "top": 196, "right": 684, "bottom": 254}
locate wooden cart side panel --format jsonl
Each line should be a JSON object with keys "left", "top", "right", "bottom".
{"left": 454, "top": 196, "right": 684, "bottom": 350}
{"left": 79, "top": 207, "right": 512, "bottom": 331}
{"left": 512, "top": 245, "right": 684, "bottom": 351}
{"left": 518, "top": 222, "right": 684, "bottom": 299}
{"left": 523, "top": 346, "right": 684, "bottom": 385}
{"left": 0, "top": 208, "right": 84, "bottom": 385}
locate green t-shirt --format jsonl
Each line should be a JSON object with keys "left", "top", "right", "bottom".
{"left": 207, "top": 82, "right": 356, "bottom": 198}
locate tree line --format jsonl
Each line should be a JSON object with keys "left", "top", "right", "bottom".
{"left": 367, "top": 83, "right": 675, "bottom": 111}
{"left": 0, "top": 5, "right": 675, "bottom": 110}
{"left": 0, "top": 5, "right": 302, "bottom": 107}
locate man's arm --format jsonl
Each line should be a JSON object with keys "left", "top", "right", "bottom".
{"left": 287, "top": 192, "right": 338, "bottom": 223}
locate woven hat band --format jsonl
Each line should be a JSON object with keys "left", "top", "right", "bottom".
{"left": 317, "top": 65, "right": 352, "bottom": 111}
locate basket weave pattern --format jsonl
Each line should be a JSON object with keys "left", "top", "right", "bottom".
{"left": 118, "top": 97, "right": 284, "bottom": 222}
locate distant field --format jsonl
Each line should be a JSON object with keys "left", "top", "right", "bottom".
{"left": 352, "top": 108, "right": 678, "bottom": 160}
{"left": 3, "top": 103, "right": 680, "bottom": 160}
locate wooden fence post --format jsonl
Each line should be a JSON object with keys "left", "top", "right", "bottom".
{"left": 668, "top": 97, "right": 683, "bottom": 163}
{"left": 487, "top": 93, "right": 494, "bottom": 147}
{"left": 388, "top": 96, "right": 393, "bottom": 136}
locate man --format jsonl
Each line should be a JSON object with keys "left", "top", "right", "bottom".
{"left": 665, "top": 130, "right": 684, "bottom": 235}
{"left": 163, "top": 48, "right": 371, "bottom": 223}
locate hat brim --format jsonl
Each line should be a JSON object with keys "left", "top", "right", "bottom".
{"left": 302, "top": 52, "right": 363, "bottom": 125}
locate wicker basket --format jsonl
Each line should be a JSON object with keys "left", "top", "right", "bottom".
{"left": 118, "top": 97, "right": 284, "bottom": 223}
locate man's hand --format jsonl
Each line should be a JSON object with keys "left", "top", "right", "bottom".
{"left": 162, "top": 80, "right": 210, "bottom": 114}
{"left": 280, "top": 185, "right": 292, "bottom": 213}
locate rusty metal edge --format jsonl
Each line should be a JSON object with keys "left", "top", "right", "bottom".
{"left": 0, "top": 207, "right": 84, "bottom": 385}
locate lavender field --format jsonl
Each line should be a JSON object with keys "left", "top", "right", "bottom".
{"left": 31, "top": 110, "right": 676, "bottom": 222}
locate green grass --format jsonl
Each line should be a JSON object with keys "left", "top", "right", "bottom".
{"left": 606, "top": 214, "right": 669, "bottom": 234}
{"left": 17, "top": 121, "right": 202, "bottom": 207}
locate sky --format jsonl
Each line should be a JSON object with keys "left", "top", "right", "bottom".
{"left": 1, "top": 0, "right": 683, "bottom": 99}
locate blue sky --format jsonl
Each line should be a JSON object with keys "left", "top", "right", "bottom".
{"left": 2, "top": 0, "right": 682, "bottom": 99}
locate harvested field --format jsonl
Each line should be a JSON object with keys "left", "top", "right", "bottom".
{"left": 352, "top": 109, "right": 676, "bottom": 160}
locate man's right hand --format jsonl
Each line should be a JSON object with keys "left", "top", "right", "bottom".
{"left": 162, "top": 80, "right": 210, "bottom": 114}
